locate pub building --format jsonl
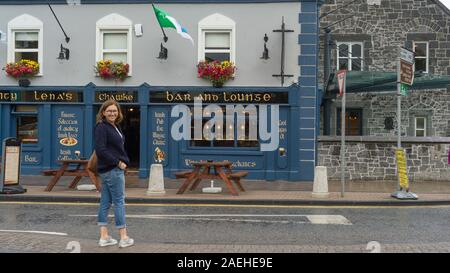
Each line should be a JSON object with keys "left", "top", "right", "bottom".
{"left": 0, "top": 0, "right": 322, "bottom": 182}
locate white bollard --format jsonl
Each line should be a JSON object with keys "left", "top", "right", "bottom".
{"left": 312, "top": 166, "right": 329, "bottom": 198}
{"left": 147, "top": 164, "right": 165, "bottom": 195}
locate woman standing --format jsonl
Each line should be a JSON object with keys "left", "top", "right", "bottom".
{"left": 95, "top": 99, "right": 134, "bottom": 248}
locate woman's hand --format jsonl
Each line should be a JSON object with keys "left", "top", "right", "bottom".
{"left": 118, "top": 161, "right": 127, "bottom": 170}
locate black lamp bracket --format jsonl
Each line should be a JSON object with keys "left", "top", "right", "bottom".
{"left": 157, "top": 43, "right": 168, "bottom": 60}
{"left": 272, "top": 17, "right": 294, "bottom": 86}
{"left": 48, "top": 4, "right": 70, "bottom": 43}
{"left": 261, "top": 33, "right": 270, "bottom": 60}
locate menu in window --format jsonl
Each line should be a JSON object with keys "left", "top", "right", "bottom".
{"left": 53, "top": 107, "right": 83, "bottom": 161}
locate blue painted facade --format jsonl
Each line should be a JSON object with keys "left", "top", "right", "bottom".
{"left": 0, "top": 0, "right": 323, "bottom": 182}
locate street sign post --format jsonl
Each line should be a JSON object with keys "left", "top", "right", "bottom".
{"left": 392, "top": 47, "right": 418, "bottom": 200}
{"left": 337, "top": 69, "right": 346, "bottom": 198}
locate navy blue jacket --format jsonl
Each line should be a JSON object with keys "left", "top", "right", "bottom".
{"left": 94, "top": 120, "right": 130, "bottom": 174}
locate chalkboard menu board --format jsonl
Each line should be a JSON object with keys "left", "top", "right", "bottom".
{"left": 1, "top": 138, "right": 26, "bottom": 194}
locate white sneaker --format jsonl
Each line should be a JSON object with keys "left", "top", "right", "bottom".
{"left": 99, "top": 236, "right": 118, "bottom": 247}
{"left": 119, "top": 237, "right": 134, "bottom": 248}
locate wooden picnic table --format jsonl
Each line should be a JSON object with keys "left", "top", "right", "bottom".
{"left": 44, "top": 159, "right": 100, "bottom": 192}
{"left": 176, "top": 160, "right": 246, "bottom": 196}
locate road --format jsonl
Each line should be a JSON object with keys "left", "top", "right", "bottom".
{"left": 0, "top": 201, "right": 449, "bottom": 253}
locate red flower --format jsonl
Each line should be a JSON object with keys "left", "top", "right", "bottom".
{"left": 197, "top": 60, "right": 236, "bottom": 86}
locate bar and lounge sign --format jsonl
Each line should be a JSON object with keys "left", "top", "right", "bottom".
{"left": 0, "top": 91, "right": 83, "bottom": 102}
{"left": 150, "top": 91, "right": 289, "bottom": 104}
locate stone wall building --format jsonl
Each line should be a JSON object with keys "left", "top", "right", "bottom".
{"left": 318, "top": 0, "right": 450, "bottom": 181}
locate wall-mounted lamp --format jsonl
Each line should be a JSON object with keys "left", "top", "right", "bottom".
{"left": 57, "top": 44, "right": 70, "bottom": 60}
{"left": 157, "top": 43, "right": 168, "bottom": 60}
{"left": 261, "top": 33, "right": 269, "bottom": 60}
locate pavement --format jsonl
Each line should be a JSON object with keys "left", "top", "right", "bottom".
{"left": 1, "top": 175, "right": 450, "bottom": 206}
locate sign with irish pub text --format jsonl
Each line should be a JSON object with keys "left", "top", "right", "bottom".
{"left": 95, "top": 91, "right": 138, "bottom": 103}
{"left": 149, "top": 108, "right": 169, "bottom": 166}
{"left": 53, "top": 106, "right": 83, "bottom": 161}
{"left": 150, "top": 91, "right": 289, "bottom": 104}
{"left": 0, "top": 90, "right": 83, "bottom": 103}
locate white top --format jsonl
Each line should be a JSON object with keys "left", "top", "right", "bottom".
{"left": 114, "top": 126, "right": 123, "bottom": 139}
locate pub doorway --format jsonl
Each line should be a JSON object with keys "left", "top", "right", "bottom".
{"left": 121, "top": 106, "right": 140, "bottom": 169}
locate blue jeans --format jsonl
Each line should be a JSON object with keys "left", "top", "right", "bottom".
{"left": 97, "top": 167, "right": 126, "bottom": 229}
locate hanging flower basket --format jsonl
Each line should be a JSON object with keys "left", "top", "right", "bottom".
{"left": 3, "top": 59, "right": 39, "bottom": 87}
{"left": 95, "top": 60, "right": 129, "bottom": 81}
{"left": 197, "top": 60, "right": 236, "bottom": 87}
{"left": 18, "top": 78, "right": 31, "bottom": 87}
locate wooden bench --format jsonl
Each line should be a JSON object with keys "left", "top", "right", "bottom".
{"left": 175, "top": 170, "right": 193, "bottom": 179}
{"left": 42, "top": 169, "right": 58, "bottom": 176}
{"left": 227, "top": 171, "right": 248, "bottom": 192}
{"left": 42, "top": 169, "right": 81, "bottom": 176}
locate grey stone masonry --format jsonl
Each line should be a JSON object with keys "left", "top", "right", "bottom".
{"left": 319, "top": 0, "right": 450, "bottom": 81}
{"left": 327, "top": 88, "right": 450, "bottom": 137}
{"left": 318, "top": 0, "right": 450, "bottom": 181}
{"left": 318, "top": 136, "right": 450, "bottom": 181}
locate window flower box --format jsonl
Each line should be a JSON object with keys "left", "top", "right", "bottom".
{"left": 95, "top": 60, "right": 129, "bottom": 81}
{"left": 197, "top": 60, "right": 236, "bottom": 87}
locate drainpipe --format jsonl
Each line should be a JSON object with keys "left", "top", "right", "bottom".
{"left": 323, "top": 27, "right": 332, "bottom": 135}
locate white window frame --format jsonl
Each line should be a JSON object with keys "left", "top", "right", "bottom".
{"left": 7, "top": 14, "right": 43, "bottom": 75}
{"left": 198, "top": 13, "right": 236, "bottom": 64}
{"left": 96, "top": 13, "right": 132, "bottom": 76}
{"left": 414, "top": 116, "right": 427, "bottom": 137}
{"left": 413, "top": 41, "right": 428, "bottom": 74}
{"left": 336, "top": 42, "right": 363, "bottom": 71}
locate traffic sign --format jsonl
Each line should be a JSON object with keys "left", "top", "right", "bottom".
{"left": 337, "top": 69, "right": 346, "bottom": 97}
{"left": 400, "top": 83, "right": 409, "bottom": 96}
{"left": 400, "top": 47, "right": 414, "bottom": 64}
{"left": 400, "top": 59, "right": 414, "bottom": 86}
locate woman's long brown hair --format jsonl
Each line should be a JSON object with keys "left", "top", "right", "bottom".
{"left": 96, "top": 99, "right": 124, "bottom": 124}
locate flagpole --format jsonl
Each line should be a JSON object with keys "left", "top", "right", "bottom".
{"left": 152, "top": 3, "right": 168, "bottom": 42}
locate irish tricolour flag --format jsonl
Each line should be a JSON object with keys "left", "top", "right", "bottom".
{"left": 152, "top": 4, "right": 194, "bottom": 45}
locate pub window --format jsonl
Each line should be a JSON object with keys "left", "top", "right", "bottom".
{"left": 336, "top": 108, "right": 363, "bottom": 136}
{"left": 13, "top": 32, "right": 39, "bottom": 63}
{"left": 96, "top": 14, "right": 132, "bottom": 75}
{"left": 336, "top": 42, "right": 363, "bottom": 71}
{"left": 101, "top": 31, "right": 129, "bottom": 62}
{"left": 198, "top": 14, "right": 235, "bottom": 64}
{"left": 8, "top": 14, "right": 43, "bottom": 74}
{"left": 413, "top": 41, "right": 428, "bottom": 73}
{"left": 414, "top": 117, "right": 427, "bottom": 137}
{"left": 203, "top": 31, "right": 231, "bottom": 62}
{"left": 13, "top": 105, "right": 38, "bottom": 144}
{"left": 190, "top": 106, "right": 259, "bottom": 149}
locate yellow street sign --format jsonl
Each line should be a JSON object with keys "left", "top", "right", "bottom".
{"left": 396, "top": 149, "right": 409, "bottom": 190}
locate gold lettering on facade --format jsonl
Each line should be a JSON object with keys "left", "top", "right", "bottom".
{"left": 163, "top": 91, "right": 274, "bottom": 103}
{"left": 33, "top": 91, "right": 75, "bottom": 102}
{"left": 98, "top": 93, "right": 134, "bottom": 102}
{"left": 0, "top": 92, "right": 18, "bottom": 101}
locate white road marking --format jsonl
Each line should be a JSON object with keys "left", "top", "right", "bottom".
{"left": 69, "top": 214, "right": 352, "bottom": 225}
{"left": 305, "top": 215, "right": 352, "bottom": 225}
{"left": 0, "top": 229, "right": 68, "bottom": 236}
